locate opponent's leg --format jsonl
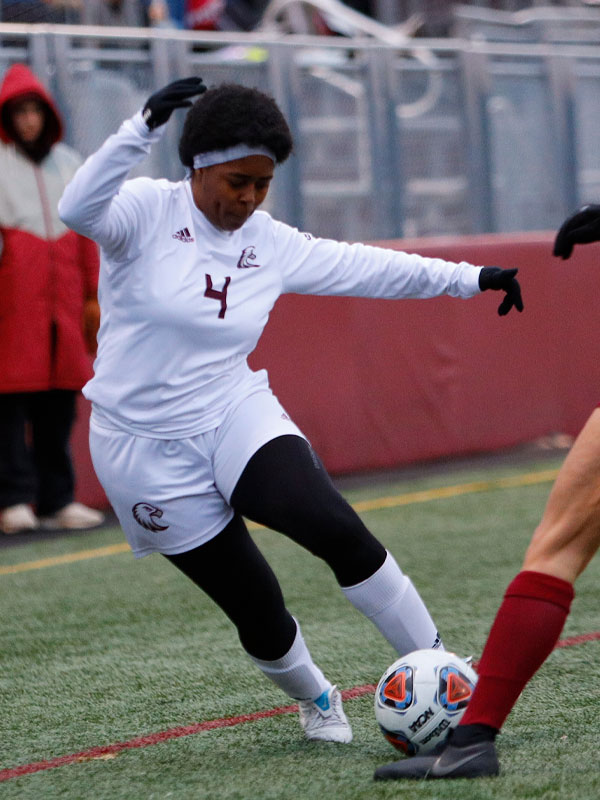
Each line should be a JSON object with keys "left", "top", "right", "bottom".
{"left": 375, "top": 567, "right": 574, "bottom": 780}
{"left": 165, "top": 514, "right": 351, "bottom": 741}
{"left": 455, "top": 410, "right": 600, "bottom": 739}
{"left": 523, "top": 408, "right": 600, "bottom": 582}
{"left": 230, "top": 435, "right": 442, "bottom": 655}
{"left": 375, "top": 408, "right": 600, "bottom": 780}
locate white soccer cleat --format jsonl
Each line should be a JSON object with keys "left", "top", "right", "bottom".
{"left": 0, "top": 503, "right": 39, "bottom": 534}
{"left": 298, "top": 685, "right": 353, "bottom": 743}
{"left": 38, "top": 502, "right": 105, "bottom": 530}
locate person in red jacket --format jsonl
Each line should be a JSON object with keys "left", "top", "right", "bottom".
{"left": 0, "top": 63, "right": 104, "bottom": 535}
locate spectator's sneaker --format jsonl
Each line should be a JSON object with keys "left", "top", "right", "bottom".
{"left": 0, "top": 503, "right": 39, "bottom": 534}
{"left": 298, "top": 686, "right": 353, "bottom": 743}
{"left": 374, "top": 740, "right": 500, "bottom": 780}
{"left": 39, "top": 502, "right": 105, "bottom": 530}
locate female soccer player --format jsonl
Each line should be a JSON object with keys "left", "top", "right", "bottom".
{"left": 59, "top": 78, "right": 522, "bottom": 744}
{"left": 375, "top": 206, "right": 600, "bottom": 779}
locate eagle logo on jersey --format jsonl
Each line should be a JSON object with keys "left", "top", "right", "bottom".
{"left": 237, "top": 246, "right": 261, "bottom": 269}
{"left": 132, "top": 502, "right": 169, "bottom": 532}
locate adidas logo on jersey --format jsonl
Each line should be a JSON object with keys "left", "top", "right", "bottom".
{"left": 172, "top": 227, "right": 194, "bottom": 243}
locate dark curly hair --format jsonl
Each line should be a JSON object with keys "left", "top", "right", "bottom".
{"left": 178, "top": 83, "right": 293, "bottom": 169}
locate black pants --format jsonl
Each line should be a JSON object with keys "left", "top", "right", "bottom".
{"left": 166, "top": 435, "right": 387, "bottom": 660}
{"left": 0, "top": 390, "right": 77, "bottom": 515}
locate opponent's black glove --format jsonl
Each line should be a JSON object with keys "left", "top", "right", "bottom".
{"left": 478, "top": 266, "right": 523, "bottom": 316}
{"left": 142, "top": 76, "right": 207, "bottom": 131}
{"left": 553, "top": 204, "right": 600, "bottom": 260}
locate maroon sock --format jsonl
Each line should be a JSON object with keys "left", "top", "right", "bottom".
{"left": 459, "top": 570, "right": 574, "bottom": 731}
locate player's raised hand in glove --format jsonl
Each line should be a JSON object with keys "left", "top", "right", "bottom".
{"left": 478, "top": 266, "right": 523, "bottom": 316}
{"left": 142, "top": 77, "right": 206, "bottom": 131}
{"left": 553, "top": 204, "right": 600, "bottom": 260}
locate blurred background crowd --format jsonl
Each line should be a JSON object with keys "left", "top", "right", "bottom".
{"left": 1, "top": 1, "right": 594, "bottom": 35}
{"left": 3, "top": 1, "right": 377, "bottom": 31}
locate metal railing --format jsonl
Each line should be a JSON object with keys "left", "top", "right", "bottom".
{"left": 1, "top": 20, "right": 600, "bottom": 241}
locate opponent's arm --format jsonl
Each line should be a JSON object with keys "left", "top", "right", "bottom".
{"left": 553, "top": 204, "right": 600, "bottom": 259}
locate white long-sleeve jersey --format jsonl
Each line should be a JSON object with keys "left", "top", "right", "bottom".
{"left": 59, "top": 112, "right": 483, "bottom": 439}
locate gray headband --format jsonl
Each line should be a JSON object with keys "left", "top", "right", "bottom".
{"left": 193, "top": 144, "right": 276, "bottom": 169}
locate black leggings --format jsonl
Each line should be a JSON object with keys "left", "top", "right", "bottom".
{"left": 230, "top": 435, "right": 386, "bottom": 585}
{"left": 166, "top": 513, "right": 297, "bottom": 660}
{"left": 165, "top": 435, "right": 387, "bottom": 660}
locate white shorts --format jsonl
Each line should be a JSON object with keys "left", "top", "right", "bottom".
{"left": 89, "top": 390, "right": 306, "bottom": 558}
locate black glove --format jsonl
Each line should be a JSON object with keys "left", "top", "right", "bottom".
{"left": 553, "top": 204, "right": 600, "bottom": 260}
{"left": 142, "top": 77, "right": 207, "bottom": 131}
{"left": 478, "top": 266, "right": 523, "bottom": 316}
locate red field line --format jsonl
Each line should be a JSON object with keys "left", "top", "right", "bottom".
{"left": 2, "top": 634, "right": 599, "bottom": 783}
{"left": 555, "top": 631, "right": 600, "bottom": 648}
{"left": 0, "top": 685, "right": 376, "bottom": 782}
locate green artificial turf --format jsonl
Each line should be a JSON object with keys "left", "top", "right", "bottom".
{"left": 2, "top": 456, "right": 599, "bottom": 799}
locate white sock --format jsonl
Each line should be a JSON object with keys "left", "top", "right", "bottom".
{"left": 342, "top": 551, "right": 444, "bottom": 655}
{"left": 247, "top": 619, "right": 331, "bottom": 701}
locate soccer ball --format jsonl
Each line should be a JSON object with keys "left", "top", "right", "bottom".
{"left": 374, "top": 648, "right": 478, "bottom": 756}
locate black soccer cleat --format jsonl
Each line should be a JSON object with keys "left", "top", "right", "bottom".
{"left": 373, "top": 740, "right": 500, "bottom": 781}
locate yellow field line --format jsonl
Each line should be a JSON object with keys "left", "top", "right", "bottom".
{"left": 351, "top": 468, "right": 560, "bottom": 513}
{"left": 0, "top": 467, "right": 559, "bottom": 576}
{"left": 0, "top": 542, "right": 131, "bottom": 574}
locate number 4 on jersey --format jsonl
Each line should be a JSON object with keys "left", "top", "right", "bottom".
{"left": 204, "top": 274, "right": 231, "bottom": 319}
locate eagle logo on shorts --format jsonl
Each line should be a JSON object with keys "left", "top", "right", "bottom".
{"left": 132, "top": 502, "right": 169, "bottom": 532}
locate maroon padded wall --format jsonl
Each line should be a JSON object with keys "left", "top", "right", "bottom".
{"left": 73, "top": 232, "right": 600, "bottom": 508}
